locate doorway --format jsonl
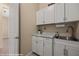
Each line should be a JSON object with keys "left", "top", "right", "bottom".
{"left": 0, "top": 3, "right": 19, "bottom": 56}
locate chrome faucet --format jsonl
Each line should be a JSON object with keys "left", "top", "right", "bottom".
{"left": 66, "top": 26, "right": 74, "bottom": 40}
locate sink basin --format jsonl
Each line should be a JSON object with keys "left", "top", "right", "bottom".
{"left": 54, "top": 36, "right": 79, "bottom": 42}
{"left": 68, "top": 37, "right": 79, "bottom": 41}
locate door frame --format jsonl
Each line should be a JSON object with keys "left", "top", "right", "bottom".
{"left": 18, "top": 3, "right": 21, "bottom": 56}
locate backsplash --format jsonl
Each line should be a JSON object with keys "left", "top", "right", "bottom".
{"left": 37, "top": 22, "right": 78, "bottom": 38}
{"left": 75, "top": 22, "right": 79, "bottom": 39}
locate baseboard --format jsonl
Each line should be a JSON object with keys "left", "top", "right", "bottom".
{"left": 26, "top": 51, "right": 32, "bottom": 56}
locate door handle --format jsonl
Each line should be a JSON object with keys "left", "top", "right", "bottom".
{"left": 14, "top": 37, "right": 19, "bottom": 39}
{"left": 3, "top": 37, "right": 19, "bottom": 39}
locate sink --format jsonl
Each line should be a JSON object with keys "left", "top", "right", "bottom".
{"left": 54, "top": 36, "right": 79, "bottom": 42}
{"left": 68, "top": 37, "right": 79, "bottom": 41}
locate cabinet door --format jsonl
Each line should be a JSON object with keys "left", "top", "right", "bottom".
{"left": 44, "top": 38, "right": 53, "bottom": 56}
{"left": 67, "top": 45, "right": 79, "bottom": 56}
{"left": 36, "top": 10, "right": 44, "bottom": 25}
{"left": 37, "top": 37, "right": 44, "bottom": 56}
{"left": 65, "top": 3, "right": 79, "bottom": 22}
{"left": 55, "top": 3, "right": 65, "bottom": 23}
{"left": 44, "top": 5, "right": 55, "bottom": 24}
{"left": 32, "top": 36, "right": 38, "bottom": 53}
{"left": 54, "top": 42, "right": 64, "bottom": 56}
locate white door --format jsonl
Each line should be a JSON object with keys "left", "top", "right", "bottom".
{"left": 44, "top": 5, "right": 54, "bottom": 24}
{"left": 37, "top": 37, "right": 43, "bottom": 56}
{"left": 54, "top": 3, "right": 65, "bottom": 23}
{"left": 32, "top": 36, "right": 38, "bottom": 53}
{"left": 44, "top": 38, "right": 52, "bottom": 56}
{"left": 54, "top": 42, "right": 64, "bottom": 56}
{"left": 8, "top": 3, "right": 19, "bottom": 56}
{"left": 67, "top": 45, "right": 79, "bottom": 56}
{"left": 0, "top": 4, "right": 9, "bottom": 55}
{"left": 65, "top": 3, "right": 79, "bottom": 22}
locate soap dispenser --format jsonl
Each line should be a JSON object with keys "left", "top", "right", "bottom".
{"left": 55, "top": 32, "right": 59, "bottom": 38}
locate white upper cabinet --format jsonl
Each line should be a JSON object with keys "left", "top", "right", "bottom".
{"left": 65, "top": 3, "right": 79, "bottom": 22}
{"left": 36, "top": 3, "right": 79, "bottom": 25}
{"left": 54, "top": 3, "right": 65, "bottom": 23}
{"left": 36, "top": 9, "right": 45, "bottom": 25}
{"left": 44, "top": 5, "right": 55, "bottom": 24}
{"left": 36, "top": 5, "right": 55, "bottom": 25}
{"left": 55, "top": 3, "right": 79, "bottom": 23}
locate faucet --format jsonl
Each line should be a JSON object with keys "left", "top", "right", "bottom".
{"left": 66, "top": 26, "right": 74, "bottom": 40}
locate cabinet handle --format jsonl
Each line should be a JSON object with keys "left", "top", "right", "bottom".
{"left": 66, "top": 49, "right": 68, "bottom": 56}
{"left": 64, "top": 49, "right": 66, "bottom": 56}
